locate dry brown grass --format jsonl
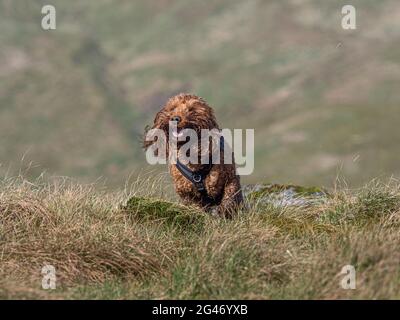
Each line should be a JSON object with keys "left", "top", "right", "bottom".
{"left": 0, "top": 177, "right": 176, "bottom": 293}
{"left": 0, "top": 176, "right": 399, "bottom": 299}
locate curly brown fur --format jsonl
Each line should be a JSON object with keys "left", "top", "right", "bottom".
{"left": 143, "top": 93, "right": 243, "bottom": 218}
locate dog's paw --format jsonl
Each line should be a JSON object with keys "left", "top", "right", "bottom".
{"left": 209, "top": 207, "right": 220, "bottom": 217}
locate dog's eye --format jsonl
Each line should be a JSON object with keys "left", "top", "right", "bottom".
{"left": 170, "top": 115, "right": 181, "bottom": 123}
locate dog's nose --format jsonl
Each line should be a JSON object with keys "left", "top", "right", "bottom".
{"left": 170, "top": 115, "right": 181, "bottom": 123}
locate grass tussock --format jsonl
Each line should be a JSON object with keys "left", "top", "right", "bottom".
{"left": 0, "top": 176, "right": 399, "bottom": 299}
{"left": 0, "top": 177, "right": 175, "bottom": 293}
{"left": 122, "top": 196, "right": 206, "bottom": 232}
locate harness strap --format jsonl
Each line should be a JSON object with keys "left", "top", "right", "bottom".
{"left": 176, "top": 159, "right": 211, "bottom": 193}
{"left": 175, "top": 136, "right": 225, "bottom": 203}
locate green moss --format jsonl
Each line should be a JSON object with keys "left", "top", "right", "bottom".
{"left": 122, "top": 196, "right": 206, "bottom": 232}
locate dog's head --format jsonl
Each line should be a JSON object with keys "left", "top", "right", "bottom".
{"left": 143, "top": 93, "right": 219, "bottom": 151}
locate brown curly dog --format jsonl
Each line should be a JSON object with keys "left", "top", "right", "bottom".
{"left": 143, "top": 93, "right": 243, "bottom": 217}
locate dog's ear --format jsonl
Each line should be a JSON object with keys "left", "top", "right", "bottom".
{"left": 142, "top": 124, "right": 152, "bottom": 150}
{"left": 152, "top": 110, "right": 166, "bottom": 129}
{"left": 142, "top": 109, "right": 167, "bottom": 150}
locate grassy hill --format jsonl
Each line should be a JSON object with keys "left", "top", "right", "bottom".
{"left": 0, "top": 176, "right": 399, "bottom": 299}
{"left": 1, "top": 0, "right": 400, "bottom": 188}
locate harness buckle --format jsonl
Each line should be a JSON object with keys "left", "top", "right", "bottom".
{"left": 192, "top": 174, "right": 202, "bottom": 183}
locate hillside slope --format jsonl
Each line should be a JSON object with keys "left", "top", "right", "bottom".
{"left": 1, "top": 0, "right": 400, "bottom": 187}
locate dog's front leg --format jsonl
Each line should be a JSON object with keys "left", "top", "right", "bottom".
{"left": 216, "top": 178, "right": 243, "bottom": 218}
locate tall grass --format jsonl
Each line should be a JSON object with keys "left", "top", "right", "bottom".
{"left": 0, "top": 176, "right": 399, "bottom": 299}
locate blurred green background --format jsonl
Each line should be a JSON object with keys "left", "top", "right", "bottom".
{"left": 1, "top": 0, "right": 399, "bottom": 188}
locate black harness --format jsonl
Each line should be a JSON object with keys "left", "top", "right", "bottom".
{"left": 175, "top": 136, "right": 225, "bottom": 205}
